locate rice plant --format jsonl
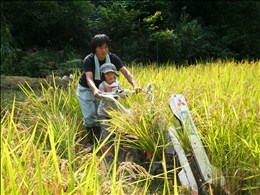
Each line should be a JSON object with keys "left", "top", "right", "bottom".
{"left": 1, "top": 60, "right": 259, "bottom": 194}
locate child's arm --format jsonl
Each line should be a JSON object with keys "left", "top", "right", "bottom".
{"left": 99, "top": 82, "right": 106, "bottom": 93}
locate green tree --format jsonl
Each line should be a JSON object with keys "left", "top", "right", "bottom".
{"left": 177, "top": 1, "right": 260, "bottom": 59}
{"left": 91, "top": 2, "right": 149, "bottom": 62}
{"left": 1, "top": 0, "right": 260, "bottom": 76}
{"left": 1, "top": 10, "right": 16, "bottom": 74}
{"left": 1, "top": 1, "right": 94, "bottom": 76}
{"left": 1, "top": 1, "right": 94, "bottom": 51}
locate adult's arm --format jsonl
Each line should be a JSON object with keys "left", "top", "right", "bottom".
{"left": 86, "top": 72, "right": 101, "bottom": 98}
{"left": 119, "top": 67, "right": 141, "bottom": 92}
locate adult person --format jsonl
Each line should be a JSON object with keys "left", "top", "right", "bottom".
{"left": 77, "top": 34, "right": 141, "bottom": 144}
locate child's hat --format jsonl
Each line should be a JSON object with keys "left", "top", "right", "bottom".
{"left": 100, "top": 63, "right": 119, "bottom": 76}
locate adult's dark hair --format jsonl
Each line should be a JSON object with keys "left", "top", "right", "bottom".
{"left": 91, "top": 34, "right": 111, "bottom": 53}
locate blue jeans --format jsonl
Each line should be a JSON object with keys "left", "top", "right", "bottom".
{"left": 77, "top": 84, "right": 100, "bottom": 127}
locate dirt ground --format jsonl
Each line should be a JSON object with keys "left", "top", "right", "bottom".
{"left": 1, "top": 75, "right": 74, "bottom": 89}
{"left": 0, "top": 75, "right": 71, "bottom": 108}
{"left": 1, "top": 75, "right": 44, "bottom": 89}
{"left": 1, "top": 76, "right": 39, "bottom": 107}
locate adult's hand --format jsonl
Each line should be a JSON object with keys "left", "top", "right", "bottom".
{"left": 93, "top": 88, "right": 102, "bottom": 98}
{"left": 134, "top": 86, "right": 142, "bottom": 93}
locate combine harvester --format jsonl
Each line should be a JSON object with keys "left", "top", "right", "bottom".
{"left": 100, "top": 85, "right": 229, "bottom": 194}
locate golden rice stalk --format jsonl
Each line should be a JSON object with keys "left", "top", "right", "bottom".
{"left": 117, "top": 162, "right": 151, "bottom": 180}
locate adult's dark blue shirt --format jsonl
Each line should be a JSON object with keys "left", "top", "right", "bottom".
{"left": 79, "top": 52, "right": 124, "bottom": 88}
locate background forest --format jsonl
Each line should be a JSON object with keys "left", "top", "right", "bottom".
{"left": 1, "top": 1, "right": 260, "bottom": 77}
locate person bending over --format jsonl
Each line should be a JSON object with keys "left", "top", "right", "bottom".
{"left": 77, "top": 34, "right": 141, "bottom": 143}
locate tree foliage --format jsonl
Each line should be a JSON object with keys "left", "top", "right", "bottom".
{"left": 1, "top": 1, "right": 259, "bottom": 76}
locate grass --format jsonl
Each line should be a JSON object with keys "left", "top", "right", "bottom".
{"left": 1, "top": 60, "right": 260, "bottom": 194}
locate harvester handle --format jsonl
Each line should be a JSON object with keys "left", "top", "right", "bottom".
{"left": 100, "top": 82, "right": 157, "bottom": 102}
{"left": 99, "top": 93, "right": 130, "bottom": 114}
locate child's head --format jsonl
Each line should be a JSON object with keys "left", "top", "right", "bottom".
{"left": 100, "top": 63, "right": 119, "bottom": 84}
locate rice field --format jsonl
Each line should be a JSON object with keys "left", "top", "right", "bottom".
{"left": 1, "top": 60, "right": 259, "bottom": 194}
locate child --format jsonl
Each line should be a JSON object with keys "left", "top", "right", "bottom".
{"left": 97, "top": 63, "right": 125, "bottom": 162}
